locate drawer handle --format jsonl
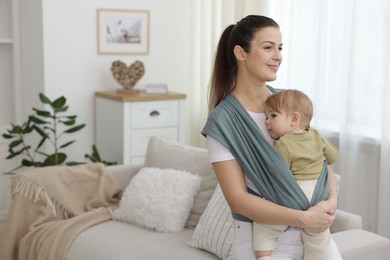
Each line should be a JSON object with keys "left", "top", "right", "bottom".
{"left": 149, "top": 110, "right": 160, "bottom": 117}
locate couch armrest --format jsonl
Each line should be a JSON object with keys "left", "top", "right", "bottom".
{"left": 105, "top": 164, "right": 143, "bottom": 190}
{"left": 330, "top": 209, "right": 363, "bottom": 233}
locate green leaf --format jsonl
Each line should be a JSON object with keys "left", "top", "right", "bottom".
{"left": 33, "top": 125, "right": 48, "bottom": 138}
{"left": 84, "top": 145, "right": 117, "bottom": 166}
{"left": 3, "top": 133, "right": 14, "bottom": 139}
{"left": 62, "top": 118, "right": 75, "bottom": 126}
{"left": 29, "top": 115, "right": 46, "bottom": 124}
{"left": 60, "top": 140, "right": 76, "bottom": 148}
{"left": 66, "top": 161, "right": 85, "bottom": 166}
{"left": 43, "top": 153, "right": 67, "bottom": 166}
{"left": 9, "top": 140, "right": 23, "bottom": 148}
{"left": 64, "top": 124, "right": 86, "bottom": 133}
{"left": 6, "top": 146, "right": 31, "bottom": 159}
{"left": 36, "top": 136, "right": 47, "bottom": 150}
{"left": 22, "top": 160, "right": 44, "bottom": 168}
{"left": 104, "top": 161, "right": 117, "bottom": 166}
{"left": 43, "top": 126, "right": 55, "bottom": 134}
{"left": 85, "top": 154, "right": 97, "bottom": 162}
{"left": 39, "top": 93, "right": 52, "bottom": 104}
{"left": 54, "top": 105, "right": 68, "bottom": 113}
{"left": 21, "top": 159, "right": 35, "bottom": 167}
{"left": 10, "top": 125, "right": 24, "bottom": 134}
{"left": 33, "top": 108, "right": 51, "bottom": 117}
{"left": 14, "top": 121, "right": 32, "bottom": 135}
{"left": 92, "top": 145, "right": 101, "bottom": 161}
{"left": 5, "top": 153, "right": 17, "bottom": 160}
{"left": 52, "top": 96, "right": 66, "bottom": 108}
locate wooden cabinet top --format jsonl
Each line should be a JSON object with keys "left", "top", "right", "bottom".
{"left": 95, "top": 90, "right": 186, "bottom": 102}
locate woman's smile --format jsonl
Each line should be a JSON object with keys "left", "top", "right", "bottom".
{"left": 267, "top": 64, "right": 279, "bottom": 72}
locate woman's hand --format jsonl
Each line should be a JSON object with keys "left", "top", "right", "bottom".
{"left": 315, "top": 199, "right": 337, "bottom": 214}
{"left": 300, "top": 165, "right": 339, "bottom": 233}
{"left": 302, "top": 201, "right": 336, "bottom": 233}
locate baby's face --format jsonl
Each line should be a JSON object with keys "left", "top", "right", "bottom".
{"left": 264, "top": 109, "right": 292, "bottom": 140}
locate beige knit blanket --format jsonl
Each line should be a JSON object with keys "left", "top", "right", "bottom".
{"left": 0, "top": 163, "right": 122, "bottom": 260}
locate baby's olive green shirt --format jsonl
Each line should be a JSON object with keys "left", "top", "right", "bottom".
{"left": 275, "top": 128, "right": 338, "bottom": 181}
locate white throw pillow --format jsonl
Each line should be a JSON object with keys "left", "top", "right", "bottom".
{"left": 112, "top": 167, "right": 201, "bottom": 233}
{"left": 187, "top": 185, "right": 234, "bottom": 260}
{"left": 144, "top": 136, "right": 218, "bottom": 228}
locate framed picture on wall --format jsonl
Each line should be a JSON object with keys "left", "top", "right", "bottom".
{"left": 97, "top": 9, "right": 150, "bottom": 55}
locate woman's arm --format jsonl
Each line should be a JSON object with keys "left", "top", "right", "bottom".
{"left": 212, "top": 159, "right": 334, "bottom": 231}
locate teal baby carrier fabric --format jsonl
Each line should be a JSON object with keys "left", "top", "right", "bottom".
{"left": 201, "top": 93, "right": 329, "bottom": 217}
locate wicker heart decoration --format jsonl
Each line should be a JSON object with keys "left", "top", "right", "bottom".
{"left": 111, "top": 60, "right": 145, "bottom": 90}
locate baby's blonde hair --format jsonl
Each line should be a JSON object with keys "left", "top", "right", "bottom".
{"left": 265, "top": 89, "right": 313, "bottom": 129}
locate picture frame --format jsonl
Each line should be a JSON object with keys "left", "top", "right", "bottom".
{"left": 97, "top": 9, "right": 150, "bottom": 55}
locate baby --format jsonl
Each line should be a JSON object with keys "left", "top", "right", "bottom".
{"left": 253, "top": 89, "right": 338, "bottom": 260}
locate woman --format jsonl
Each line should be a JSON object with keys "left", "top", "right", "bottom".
{"left": 202, "top": 15, "right": 342, "bottom": 260}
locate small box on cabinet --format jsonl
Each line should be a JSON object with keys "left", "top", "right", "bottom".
{"left": 145, "top": 84, "right": 168, "bottom": 94}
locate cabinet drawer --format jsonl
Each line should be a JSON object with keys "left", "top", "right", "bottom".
{"left": 130, "top": 100, "right": 179, "bottom": 129}
{"left": 130, "top": 127, "right": 178, "bottom": 157}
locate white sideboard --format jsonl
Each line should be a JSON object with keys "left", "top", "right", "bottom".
{"left": 95, "top": 90, "right": 186, "bottom": 165}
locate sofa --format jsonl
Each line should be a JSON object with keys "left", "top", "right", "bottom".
{"left": 66, "top": 136, "right": 390, "bottom": 260}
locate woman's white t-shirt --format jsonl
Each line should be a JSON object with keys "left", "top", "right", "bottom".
{"left": 207, "top": 111, "right": 273, "bottom": 193}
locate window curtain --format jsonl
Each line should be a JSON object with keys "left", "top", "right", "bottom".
{"left": 267, "top": 0, "right": 390, "bottom": 238}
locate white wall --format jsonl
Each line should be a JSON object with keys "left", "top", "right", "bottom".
{"left": 33, "top": 0, "right": 195, "bottom": 161}
{"left": 19, "top": 0, "right": 45, "bottom": 117}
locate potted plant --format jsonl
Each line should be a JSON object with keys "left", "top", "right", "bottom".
{"left": 2, "top": 93, "right": 115, "bottom": 174}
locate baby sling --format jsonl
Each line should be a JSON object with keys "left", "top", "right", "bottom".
{"left": 201, "top": 92, "right": 329, "bottom": 219}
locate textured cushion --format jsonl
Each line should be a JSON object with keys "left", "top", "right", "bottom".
{"left": 67, "top": 221, "right": 219, "bottom": 260}
{"left": 144, "top": 136, "right": 218, "bottom": 228}
{"left": 332, "top": 229, "right": 390, "bottom": 260}
{"left": 187, "top": 185, "right": 234, "bottom": 260}
{"left": 112, "top": 167, "right": 201, "bottom": 232}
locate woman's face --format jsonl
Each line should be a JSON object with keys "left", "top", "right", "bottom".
{"left": 244, "top": 27, "right": 283, "bottom": 83}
